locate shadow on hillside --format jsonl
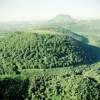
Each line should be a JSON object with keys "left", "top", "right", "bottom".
{"left": 77, "top": 44, "right": 100, "bottom": 66}
{"left": 90, "top": 45, "right": 100, "bottom": 59}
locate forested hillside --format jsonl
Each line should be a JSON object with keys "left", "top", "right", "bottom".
{"left": 0, "top": 14, "right": 100, "bottom": 100}
{"left": 0, "top": 32, "right": 98, "bottom": 74}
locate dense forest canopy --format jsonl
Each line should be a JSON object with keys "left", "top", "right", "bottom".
{"left": 0, "top": 32, "right": 98, "bottom": 75}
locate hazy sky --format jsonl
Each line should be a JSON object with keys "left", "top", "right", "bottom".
{"left": 0, "top": 0, "right": 100, "bottom": 22}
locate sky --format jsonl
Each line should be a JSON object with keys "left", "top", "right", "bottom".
{"left": 0, "top": 0, "right": 100, "bottom": 22}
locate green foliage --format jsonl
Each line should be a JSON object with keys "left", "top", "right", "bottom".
{"left": 0, "top": 32, "right": 97, "bottom": 74}
{"left": 26, "top": 69, "right": 100, "bottom": 100}
{"left": 64, "top": 76, "right": 100, "bottom": 100}
{"left": 0, "top": 63, "right": 100, "bottom": 100}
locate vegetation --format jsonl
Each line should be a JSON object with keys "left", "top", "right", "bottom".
{"left": 0, "top": 62, "right": 100, "bottom": 100}
{"left": 0, "top": 32, "right": 98, "bottom": 74}
{"left": 0, "top": 15, "right": 100, "bottom": 100}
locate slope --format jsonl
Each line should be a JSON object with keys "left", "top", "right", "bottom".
{"left": 0, "top": 32, "right": 98, "bottom": 74}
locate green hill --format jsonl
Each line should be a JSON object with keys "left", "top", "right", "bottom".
{"left": 0, "top": 32, "right": 98, "bottom": 74}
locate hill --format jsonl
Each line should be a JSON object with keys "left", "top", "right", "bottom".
{"left": 0, "top": 32, "right": 98, "bottom": 74}
{"left": 48, "top": 14, "right": 74, "bottom": 24}
{"left": 43, "top": 14, "right": 75, "bottom": 28}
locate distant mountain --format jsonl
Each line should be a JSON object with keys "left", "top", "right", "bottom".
{"left": 46, "top": 14, "right": 75, "bottom": 26}
{"left": 50, "top": 14, "right": 74, "bottom": 23}
{"left": 43, "top": 14, "right": 100, "bottom": 35}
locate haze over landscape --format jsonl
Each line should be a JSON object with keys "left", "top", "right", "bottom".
{"left": 0, "top": 0, "right": 100, "bottom": 22}
{"left": 0, "top": 0, "right": 100, "bottom": 100}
